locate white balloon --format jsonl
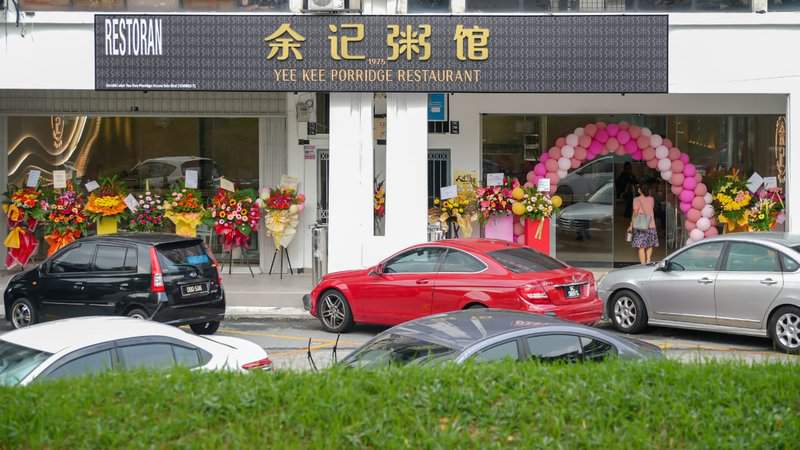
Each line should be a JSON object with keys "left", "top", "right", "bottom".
{"left": 558, "top": 157, "right": 571, "bottom": 170}
{"left": 657, "top": 158, "right": 672, "bottom": 172}
{"left": 660, "top": 170, "right": 672, "bottom": 181}
{"left": 690, "top": 228, "right": 704, "bottom": 241}
{"left": 704, "top": 193, "right": 713, "bottom": 204}
{"left": 574, "top": 127, "right": 585, "bottom": 137}
{"left": 686, "top": 238, "right": 695, "bottom": 246}
{"left": 561, "top": 145, "right": 575, "bottom": 158}
{"left": 696, "top": 217, "right": 711, "bottom": 231}
{"left": 701, "top": 205, "right": 714, "bottom": 218}
{"left": 650, "top": 134, "right": 664, "bottom": 148}
{"left": 655, "top": 145, "right": 669, "bottom": 159}
{"left": 557, "top": 169, "right": 568, "bottom": 178}
{"left": 641, "top": 127, "right": 652, "bottom": 137}
{"left": 566, "top": 134, "right": 579, "bottom": 147}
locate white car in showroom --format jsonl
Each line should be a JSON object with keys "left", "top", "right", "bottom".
{"left": 0, "top": 316, "right": 271, "bottom": 386}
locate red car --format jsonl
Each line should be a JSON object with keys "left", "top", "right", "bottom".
{"left": 303, "top": 239, "right": 603, "bottom": 333}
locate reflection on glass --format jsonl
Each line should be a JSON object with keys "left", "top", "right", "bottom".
{"left": 466, "top": 0, "right": 750, "bottom": 11}
{"left": 769, "top": 0, "right": 800, "bottom": 11}
{"left": 20, "top": 0, "right": 290, "bottom": 11}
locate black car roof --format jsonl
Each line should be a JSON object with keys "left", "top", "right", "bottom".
{"left": 78, "top": 233, "right": 200, "bottom": 246}
{"left": 386, "top": 309, "right": 582, "bottom": 351}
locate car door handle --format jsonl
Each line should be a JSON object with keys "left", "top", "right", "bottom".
{"left": 416, "top": 279, "right": 430, "bottom": 285}
{"left": 760, "top": 278, "right": 778, "bottom": 286}
{"left": 697, "top": 277, "right": 714, "bottom": 284}
{"left": 120, "top": 283, "right": 130, "bottom": 290}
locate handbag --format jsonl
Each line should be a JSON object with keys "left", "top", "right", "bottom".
{"left": 632, "top": 200, "right": 651, "bottom": 231}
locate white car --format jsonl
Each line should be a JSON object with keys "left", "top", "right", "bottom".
{"left": 0, "top": 316, "right": 271, "bottom": 386}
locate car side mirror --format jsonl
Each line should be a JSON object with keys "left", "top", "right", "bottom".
{"left": 370, "top": 264, "right": 383, "bottom": 276}
{"left": 655, "top": 261, "right": 670, "bottom": 272}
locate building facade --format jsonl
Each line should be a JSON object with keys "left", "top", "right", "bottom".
{"left": 1, "top": 0, "right": 799, "bottom": 274}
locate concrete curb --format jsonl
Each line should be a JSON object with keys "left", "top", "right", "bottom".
{"left": 0, "top": 307, "right": 312, "bottom": 322}
{"left": 225, "top": 306, "right": 313, "bottom": 320}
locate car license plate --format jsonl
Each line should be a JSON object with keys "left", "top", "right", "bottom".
{"left": 564, "top": 284, "right": 582, "bottom": 299}
{"left": 181, "top": 283, "right": 209, "bottom": 297}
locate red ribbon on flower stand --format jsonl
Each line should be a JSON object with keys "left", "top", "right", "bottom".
{"left": 525, "top": 217, "right": 552, "bottom": 256}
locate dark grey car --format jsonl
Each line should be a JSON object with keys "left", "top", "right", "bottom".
{"left": 340, "top": 309, "right": 661, "bottom": 368}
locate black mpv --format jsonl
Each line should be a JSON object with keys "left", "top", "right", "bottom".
{"left": 4, "top": 233, "right": 225, "bottom": 334}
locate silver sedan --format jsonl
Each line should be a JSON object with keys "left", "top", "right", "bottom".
{"left": 598, "top": 232, "right": 800, "bottom": 354}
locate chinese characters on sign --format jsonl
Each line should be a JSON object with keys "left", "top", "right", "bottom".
{"left": 263, "top": 23, "right": 487, "bottom": 62}
{"left": 96, "top": 15, "right": 669, "bottom": 93}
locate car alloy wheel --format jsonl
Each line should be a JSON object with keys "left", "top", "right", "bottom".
{"left": 775, "top": 312, "right": 800, "bottom": 350}
{"left": 11, "top": 302, "right": 32, "bottom": 328}
{"left": 320, "top": 292, "right": 346, "bottom": 331}
{"left": 614, "top": 296, "right": 638, "bottom": 330}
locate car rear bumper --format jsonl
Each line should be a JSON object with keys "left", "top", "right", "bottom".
{"left": 154, "top": 290, "right": 226, "bottom": 326}
{"left": 525, "top": 296, "right": 604, "bottom": 325}
{"left": 303, "top": 294, "right": 312, "bottom": 312}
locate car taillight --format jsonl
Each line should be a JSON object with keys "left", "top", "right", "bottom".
{"left": 242, "top": 357, "right": 273, "bottom": 371}
{"left": 517, "top": 282, "right": 551, "bottom": 304}
{"left": 149, "top": 247, "right": 165, "bottom": 293}
{"left": 206, "top": 247, "right": 223, "bottom": 286}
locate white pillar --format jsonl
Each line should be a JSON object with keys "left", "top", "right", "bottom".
{"left": 787, "top": 92, "right": 800, "bottom": 233}
{"left": 0, "top": 116, "right": 6, "bottom": 265}
{"left": 382, "top": 93, "right": 428, "bottom": 255}
{"left": 328, "top": 93, "right": 373, "bottom": 272}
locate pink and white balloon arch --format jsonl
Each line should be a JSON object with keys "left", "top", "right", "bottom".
{"left": 527, "top": 122, "right": 718, "bottom": 244}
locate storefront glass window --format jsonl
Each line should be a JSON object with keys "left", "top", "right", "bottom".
{"left": 769, "top": 0, "right": 800, "bottom": 10}
{"left": 7, "top": 116, "right": 260, "bottom": 262}
{"left": 408, "top": 0, "right": 450, "bottom": 13}
{"left": 481, "top": 114, "right": 785, "bottom": 268}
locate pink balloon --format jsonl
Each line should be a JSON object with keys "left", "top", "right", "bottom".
{"left": 596, "top": 129, "right": 609, "bottom": 144}
{"left": 642, "top": 147, "right": 656, "bottom": 161}
{"left": 549, "top": 185, "right": 557, "bottom": 195}
{"left": 705, "top": 227, "right": 718, "bottom": 238}
{"left": 684, "top": 164, "right": 696, "bottom": 177}
{"left": 524, "top": 181, "right": 534, "bottom": 188}
{"left": 534, "top": 163, "right": 547, "bottom": 176}
{"left": 692, "top": 196, "right": 705, "bottom": 210}
{"left": 607, "top": 124, "right": 620, "bottom": 137}
{"left": 685, "top": 220, "right": 697, "bottom": 231}
{"left": 615, "top": 147, "right": 626, "bottom": 156}
{"left": 687, "top": 208, "right": 702, "bottom": 222}
{"left": 617, "top": 130, "right": 631, "bottom": 144}
{"left": 668, "top": 148, "right": 681, "bottom": 160}
{"left": 586, "top": 151, "right": 596, "bottom": 161}
{"left": 680, "top": 154, "right": 690, "bottom": 164}
{"left": 629, "top": 126, "right": 642, "bottom": 139}
{"left": 589, "top": 141, "right": 603, "bottom": 154}
{"left": 632, "top": 151, "right": 643, "bottom": 161}
{"left": 579, "top": 135, "right": 592, "bottom": 149}
{"left": 574, "top": 146, "right": 587, "bottom": 160}
{"left": 623, "top": 140, "right": 638, "bottom": 154}
{"left": 671, "top": 185, "right": 684, "bottom": 196}
{"left": 637, "top": 136, "right": 651, "bottom": 149}
{"left": 646, "top": 158, "right": 659, "bottom": 169}
{"left": 694, "top": 183, "right": 707, "bottom": 196}
{"left": 671, "top": 160, "right": 684, "bottom": 173}
{"left": 527, "top": 171, "right": 537, "bottom": 184}
{"left": 570, "top": 158, "right": 581, "bottom": 169}
{"left": 606, "top": 137, "right": 620, "bottom": 151}
{"left": 556, "top": 137, "right": 566, "bottom": 148}
{"left": 619, "top": 122, "right": 630, "bottom": 129}
{"left": 539, "top": 152, "right": 550, "bottom": 162}
{"left": 679, "top": 190, "right": 695, "bottom": 203}
{"left": 694, "top": 173, "right": 702, "bottom": 183}
{"left": 549, "top": 147, "right": 561, "bottom": 159}
{"left": 680, "top": 202, "right": 692, "bottom": 213}
{"left": 585, "top": 123, "right": 597, "bottom": 137}
{"left": 547, "top": 172, "right": 559, "bottom": 185}
{"left": 683, "top": 177, "right": 697, "bottom": 191}
{"left": 663, "top": 139, "right": 673, "bottom": 148}
{"left": 513, "top": 223, "right": 525, "bottom": 235}
{"left": 596, "top": 121, "right": 607, "bottom": 129}
{"left": 545, "top": 159, "right": 558, "bottom": 172}
{"left": 671, "top": 173, "right": 685, "bottom": 186}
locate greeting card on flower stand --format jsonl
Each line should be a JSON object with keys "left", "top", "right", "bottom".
{"left": 484, "top": 214, "right": 513, "bottom": 242}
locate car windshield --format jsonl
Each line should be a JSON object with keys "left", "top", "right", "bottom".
{"left": 488, "top": 248, "right": 566, "bottom": 273}
{"left": 342, "top": 334, "right": 458, "bottom": 369}
{"left": 0, "top": 341, "right": 52, "bottom": 386}
{"left": 157, "top": 241, "right": 212, "bottom": 274}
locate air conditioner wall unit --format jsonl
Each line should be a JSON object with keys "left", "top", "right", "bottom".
{"left": 307, "top": 0, "right": 346, "bottom": 11}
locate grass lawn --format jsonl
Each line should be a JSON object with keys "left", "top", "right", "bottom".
{"left": 1, "top": 360, "right": 798, "bottom": 449}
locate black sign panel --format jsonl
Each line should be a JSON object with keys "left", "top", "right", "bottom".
{"left": 95, "top": 15, "right": 667, "bottom": 93}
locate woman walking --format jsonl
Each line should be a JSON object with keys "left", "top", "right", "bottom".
{"left": 628, "top": 184, "right": 658, "bottom": 264}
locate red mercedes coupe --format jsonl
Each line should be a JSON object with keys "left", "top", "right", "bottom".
{"left": 304, "top": 239, "right": 603, "bottom": 333}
